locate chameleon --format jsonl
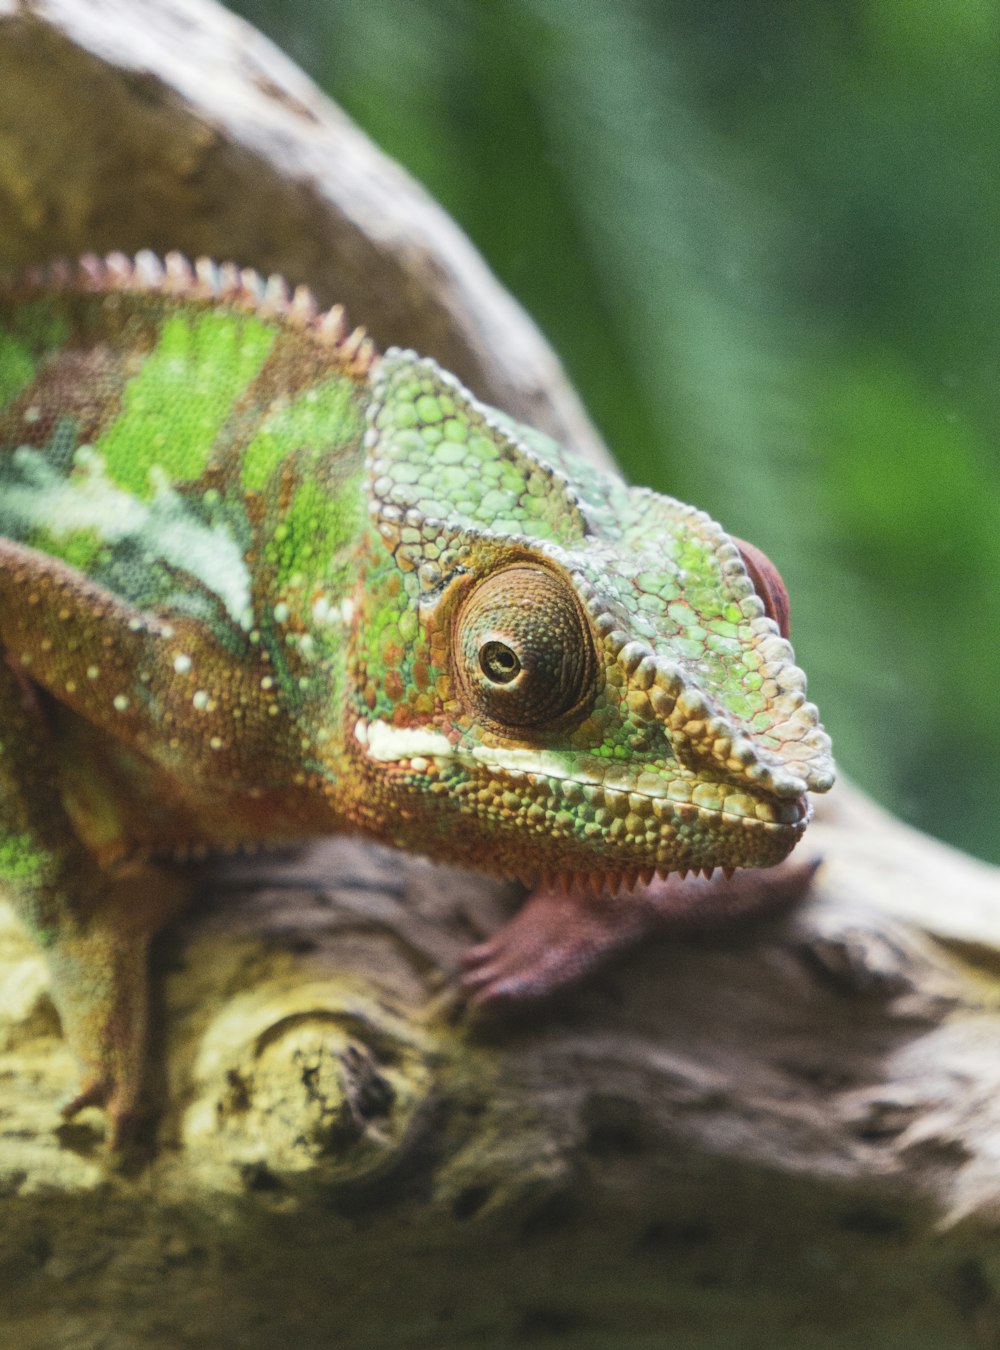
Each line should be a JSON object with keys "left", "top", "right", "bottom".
{"left": 0, "top": 251, "right": 834, "bottom": 1144}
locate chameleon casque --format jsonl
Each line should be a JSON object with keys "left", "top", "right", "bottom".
{"left": 0, "top": 252, "right": 834, "bottom": 1143}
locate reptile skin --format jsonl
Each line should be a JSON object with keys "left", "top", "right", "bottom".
{"left": 0, "top": 253, "right": 834, "bottom": 1142}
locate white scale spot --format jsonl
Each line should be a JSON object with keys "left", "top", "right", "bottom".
{"left": 209, "top": 736, "right": 224, "bottom": 751}
{"left": 113, "top": 694, "right": 130, "bottom": 712}
{"left": 361, "top": 718, "right": 452, "bottom": 763}
{"left": 312, "top": 595, "right": 334, "bottom": 625}
{"left": 86, "top": 665, "right": 100, "bottom": 680}
{"left": 173, "top": 654, "right": 192, "bottom": 675}
{"left": 273, "top": 602, "right": 290, "bottom": 624}
{"left": 192, "top": 690, "right": 210, "bottom": 711}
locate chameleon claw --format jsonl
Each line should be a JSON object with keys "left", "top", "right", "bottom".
{"left": 61, "top": 1074, "right": 142, "bottom": 1149}
{"left": 61, "top": 1076, "right": 112, "bottom": 1120}
{"left": 459, "top": 882, "right": 639, "bottom": 1011}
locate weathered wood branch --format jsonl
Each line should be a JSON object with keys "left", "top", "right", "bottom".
{"left": 1, "top": 2, "right": 1000, "bottom": 1347}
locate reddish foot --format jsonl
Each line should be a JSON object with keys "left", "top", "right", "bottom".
{"left": 461, "top": 857, "right": 820, "bottom": 1010}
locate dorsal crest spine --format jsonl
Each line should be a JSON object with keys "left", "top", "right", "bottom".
{"left": 2, "top": 250, "right": 378, "bottom": 379}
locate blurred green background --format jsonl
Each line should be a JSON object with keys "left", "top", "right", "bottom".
{"left": 227, "top": 0, "right": 1000, "bottom": 866}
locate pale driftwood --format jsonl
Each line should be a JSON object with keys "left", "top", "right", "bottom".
{"left": 1, "top": 3, "right": 999, "bottom": 1348}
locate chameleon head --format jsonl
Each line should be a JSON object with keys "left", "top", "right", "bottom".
{"left": 348, "top": 349, "right": 835, "bottom": 888}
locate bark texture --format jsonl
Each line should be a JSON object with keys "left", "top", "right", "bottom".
{"left": 1, "top": 3, "right": 1000, "bottom": 1348}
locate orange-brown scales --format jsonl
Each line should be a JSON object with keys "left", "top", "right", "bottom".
{"left": 0, "top": 253, "right": 833, "bottom": 1143}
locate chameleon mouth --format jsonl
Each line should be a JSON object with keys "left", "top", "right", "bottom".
{"left": 511, "top": 838, "right": 808, "bottom": 898}
{"left": 495, "top": 786, "right": 812, "bottom": 896}
{"left": 461, "top": 751, "right": 812, "bottom": 827}
{"left": 523, "top": 766, "right": 812, "bottom": 830}
{"left": 514, "top": 862, "right": 738, "bottom": 897}
{"left": 357, "top": 730, "right": 812, "bottom": 889}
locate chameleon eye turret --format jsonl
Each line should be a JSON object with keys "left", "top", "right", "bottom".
{"left": 453, "top": 564, "right": 597, "bottom": 732}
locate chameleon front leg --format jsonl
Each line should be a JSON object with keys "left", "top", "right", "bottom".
{"left": 0, "top": 656, "right": 187, "bottom": 1143}
{"left": 461, "top": 858, "right": 820, "bottom": 1009}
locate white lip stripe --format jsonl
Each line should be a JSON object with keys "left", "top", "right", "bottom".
{"left": 359, "top": 718, "right": 453, "bottom": 762}
{"left": 357, "top": 717, "right": 600, "bottom": 785}
{"left": 469, "top": 743, "right": 591, "bottom": 781}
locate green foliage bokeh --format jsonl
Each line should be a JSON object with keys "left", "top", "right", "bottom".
{"left": 228, "top": 0, "right": 1000, "bottom": 865}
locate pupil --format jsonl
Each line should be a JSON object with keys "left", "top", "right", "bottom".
{"left": 480, "top": 641, "right": 520, "bottom": 684}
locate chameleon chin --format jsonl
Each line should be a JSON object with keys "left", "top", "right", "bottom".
{"left": 0, "top": 252, "right": 834, "bottom": 1145}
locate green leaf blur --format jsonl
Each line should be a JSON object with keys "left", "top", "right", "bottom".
{"left": 228, "top": 0, "right": 1000, "bottom": 864}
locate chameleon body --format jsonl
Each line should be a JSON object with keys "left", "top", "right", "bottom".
{"left": 0, "top": 253, "right": 834, "bottom": 1141}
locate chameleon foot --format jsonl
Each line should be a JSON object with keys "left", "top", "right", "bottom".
{"left": 47, "top": 868, "right": 189, "bottom": 1147}
{"left": 53, "top": 938, "right": 152, "bottom": 1147}
{"left": 461, "top": 857, "right": 821, "bottom": 1010}
{"left": 461, "top": 884, "right": 649, "bottom": 1009}
{"left": 61, "top": 1073, "right": 140, "bottom": 1149}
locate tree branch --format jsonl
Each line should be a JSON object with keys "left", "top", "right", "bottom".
{"left": 1, "top": 2, "right": 999, "bottom": 1347}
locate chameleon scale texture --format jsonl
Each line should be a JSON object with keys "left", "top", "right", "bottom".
{"left": 0, "top": 252, "right": 833, "bottom": 1136}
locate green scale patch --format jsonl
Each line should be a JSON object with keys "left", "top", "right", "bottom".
{"left": 369, "top": 355, "right": 587, "bottom": 545}
{"left": 96, "top": 309, "right": 276, "bottom": 498}
{"left": 242, "top": 377, "right": 363, "bottom": 493}
{"left": 0, "top": 299, "right": 71, "bottom": 408}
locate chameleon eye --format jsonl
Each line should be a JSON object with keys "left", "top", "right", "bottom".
{"left": 455, "top": 564, "right": 596, "bottom": 730}
{"left": 479, "top": 640, "right": 521, "bottom": 685}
